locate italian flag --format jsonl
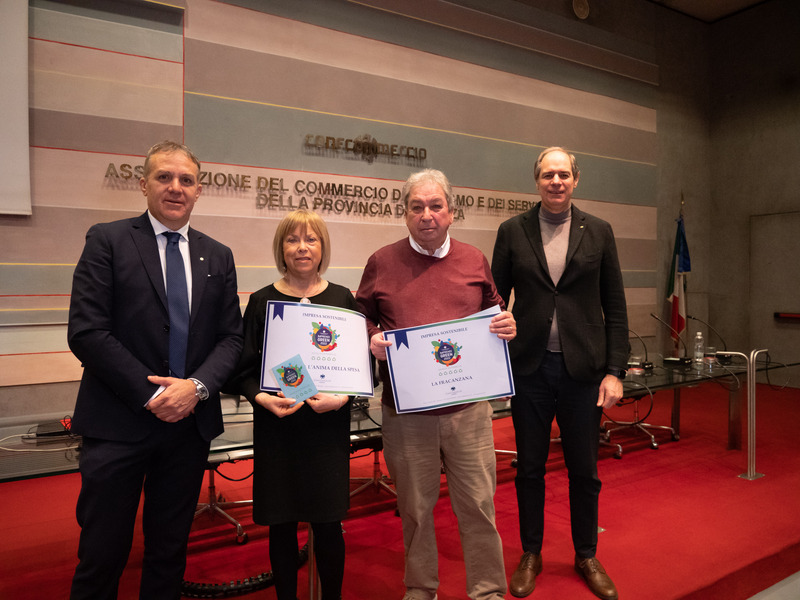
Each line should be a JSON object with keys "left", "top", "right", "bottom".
{"left": 667, "top": 214, "right": 691, "bottom": 355}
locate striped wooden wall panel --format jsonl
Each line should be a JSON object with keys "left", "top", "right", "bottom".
{"left": 2, "top": 0, "right": 660, "bottom": 390}
{"left": 29, "top": 2, "right": 184, "bottom": 62}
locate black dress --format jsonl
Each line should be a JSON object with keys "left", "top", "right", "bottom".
{"left": 235, "top": 282, "right": 359, "bottom": 525}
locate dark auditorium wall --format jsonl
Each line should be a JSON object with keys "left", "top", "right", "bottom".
{"left": 707, "top": 2, "right": 800, "bottom": 374}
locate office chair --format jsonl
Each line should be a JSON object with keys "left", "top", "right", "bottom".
{"left": 195, "top": 457, "right": 253, "bottom": 544}
{"left": 349, "top": 435, "right": 396, "bottom": 498}
{"left": 194, "top": 394, "right": 255, "bottom": 545}
{"left": 602, "top": 388, "right": 677, "bottom": 450}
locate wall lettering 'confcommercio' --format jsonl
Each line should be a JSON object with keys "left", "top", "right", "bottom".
{"left": 303, "top": 133, "right": 427, "bottom": 163}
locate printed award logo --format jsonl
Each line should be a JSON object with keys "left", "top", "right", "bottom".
{"left": 431, "top": 339, "right": 462, "bottom": 367}
{"left": 277, "top": 363, "right": 304, "bottom": 388}
{"left": 310, "top": 322, "right": 339, "bottom": 352}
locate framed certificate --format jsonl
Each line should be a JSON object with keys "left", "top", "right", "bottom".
{"left": 384, "top": 305, "right": 514, "bottom": 413}
{"left": 261, "top": 301, "right": 373, "bottom": 396}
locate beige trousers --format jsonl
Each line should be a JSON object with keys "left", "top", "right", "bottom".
{"left": 381, "top": 401, "right": 507, "bottom": 600}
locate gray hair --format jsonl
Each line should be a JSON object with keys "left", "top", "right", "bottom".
{"left": 143, "top": 141, "right": 201, "bottom": 178}
{"left": 534, "top": 146, "right": 580, "bottom": 182}
{"left": 401, "top": 169, "right": 454, "bottom": 212}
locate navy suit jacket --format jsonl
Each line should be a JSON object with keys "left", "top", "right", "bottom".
{"left": 491, "top": 203, "right": 629, "bottom": 383}
{"left": 68, "top": 212, "right": 243, "bottom": 442}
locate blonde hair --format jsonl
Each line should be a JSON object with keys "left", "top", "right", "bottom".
{"left": 272, "top": 210, "right": 331, "bottom": 274}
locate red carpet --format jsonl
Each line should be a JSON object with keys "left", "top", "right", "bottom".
{"left": 2, "top": 382, "right": 799, "bottom": 599}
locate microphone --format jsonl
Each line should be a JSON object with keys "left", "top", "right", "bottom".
{"left": 686, "top": 314, "right": 731, "bottom": 365}
{"left": 649, "top": 313, "right": 692, "bottom": 366}
{"left": 628, "top": 329, "right": 653, "bottom": 373}
{"left": 686, "top": 314, "right": 729, "bottom": 351}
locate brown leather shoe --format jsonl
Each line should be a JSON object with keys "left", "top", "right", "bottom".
{"left": 509, "top": 551, "right": 542, "bottom": 597}
{"left": 574, "top": 556, "right": 618, "bottom": 600}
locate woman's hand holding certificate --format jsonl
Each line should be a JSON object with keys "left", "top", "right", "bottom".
{"left": 253, "top": 390, "right": 305, "bottom": 418}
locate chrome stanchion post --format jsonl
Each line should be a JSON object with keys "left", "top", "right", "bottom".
{"left": 715, "top": 350, "right": 763, "bottom": 480}
{"left": 739, "top": 349, "right": 768, "bottom": 481}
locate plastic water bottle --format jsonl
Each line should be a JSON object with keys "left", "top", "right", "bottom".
{"left": 693, "top": 331, "right": 704, "bottom": 366}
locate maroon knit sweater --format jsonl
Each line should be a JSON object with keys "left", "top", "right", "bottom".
{"left": 356, "top": 237, "right": 505, "bottom": 407}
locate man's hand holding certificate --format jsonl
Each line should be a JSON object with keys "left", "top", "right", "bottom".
{"left": 384, "top": 305, "right": 515, "bottom": 413}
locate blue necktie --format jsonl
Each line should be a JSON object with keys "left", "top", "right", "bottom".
{"left": 164, "top": 232, "right": 189, "bottom": 379}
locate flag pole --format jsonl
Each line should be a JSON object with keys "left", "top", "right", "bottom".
{"left": 679, "top": 192, "right": 686, "bottom": 355}
{"left": 667, "top": 193, "right": 690, "bottom": 357}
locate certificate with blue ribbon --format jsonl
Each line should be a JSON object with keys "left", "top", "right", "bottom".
{"left": 384, "top": 305, "right": 514, "bottom": 413}
{"left": 261, "top": 301, "right": 373, "bottom": 396}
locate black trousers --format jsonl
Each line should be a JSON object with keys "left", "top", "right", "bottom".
{"left": 269, "top": 520, "right": 345, "bottom": 600}
{"left": 70, "top": 419, "right": 209, "bottom": 600}
{"left": 512, "top": 351, "right": 603, "bottom": 558}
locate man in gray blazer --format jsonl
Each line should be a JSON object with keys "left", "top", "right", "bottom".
{"left": 491, "top": 147, "right": 628, "bottom": 600}
{"left": 68, "top": 141, "right": 243, "bottom": 599}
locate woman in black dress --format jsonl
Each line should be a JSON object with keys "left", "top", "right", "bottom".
{"left": 233, "top": 210, "right": 358, "bottom": 600}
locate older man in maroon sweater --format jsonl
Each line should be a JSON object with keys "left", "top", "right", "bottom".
{"left": 356, "top": 169, "right": 516, "bottom": 600}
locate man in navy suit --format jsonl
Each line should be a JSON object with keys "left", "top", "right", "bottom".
{"left": 68, "top": 141, "right": 243, "bottom": 600}
{"left": 491, "top": 147, "right": 629, "bottom": 600}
